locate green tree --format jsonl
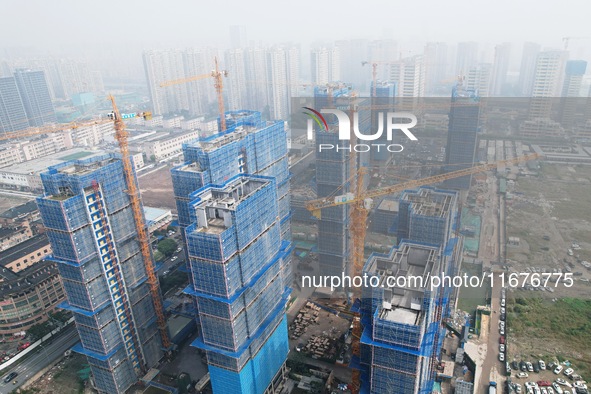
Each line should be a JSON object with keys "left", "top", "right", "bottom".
{"left": 153, "top": 250, "right": 165, "bottom": 262}
{"left": 27, "top": 322, "right": 52, "bottom": 341}
{"left": 159, "top": 271, "right": 189, "bottom": 294}
{"left": 49, "top": 310, "right": 70, "bottom": 324}
{"left": 157, "top": 238, "right": 178, "bottom": 257}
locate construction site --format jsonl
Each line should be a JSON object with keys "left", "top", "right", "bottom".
{"left": 3, "top": 47, "right": 590, "bottom": 394}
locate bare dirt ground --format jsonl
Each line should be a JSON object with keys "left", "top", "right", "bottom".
{"left": 505, "top": 163, "right": 591, "bottom": 379}
{"left": 138, "top": 166, "right": 176, "bottom": 213}
{"left": 25, "top": 354, "right": 89, "bottom": 394}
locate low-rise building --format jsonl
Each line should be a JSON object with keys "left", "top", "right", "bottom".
{"left": 0, "top": 148, "right": 105, "bottom": 191}
{"left": 0, "top": 225, "right": 33, "bottom": 252}
{"left": 0, "top": 234, "right": 51, "bottom": 273}
{"left": 163, "top": 115, "right": 184, "bottom": 129}
{"left": 143, "top": 207, "right": 172, "bottom": 233}
{"left": 0, "top": 260, "right": 65, "bottom": 340}
{"left": 0, "top": 201, "right": 39, "bottom": 225}
{"left": 131, "top": 152, "right": 145, "bottom": 170}
{"left": 141, "top": 130, "right": 199, "bottom": 162}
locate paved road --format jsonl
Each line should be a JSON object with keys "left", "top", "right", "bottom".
{"left": 0, "top": 325, "right": 80, "bottom": 394}
{"left": 478, "top": 176, "right": 507, "bottom": 390}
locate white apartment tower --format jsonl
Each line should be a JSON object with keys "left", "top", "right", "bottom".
{"left": 310, "top": 47, "right": 340, "bottom": 85}
{"left": 518, "top": 42, "right": 541, "bottom": 96}
{"left": 490, "top": 43, "right": 511, "bottom": 96}
{"left": 266, "top": 46, "right": 299, "bottom": 120}
{"left": 466, "top": 63, "right": 492, "bottom": 97}
{"left": 143, "top": 49, "right": 216, "bottom": 117}
{"left": 389, "top": 55, "right": 425, "bottom": 97}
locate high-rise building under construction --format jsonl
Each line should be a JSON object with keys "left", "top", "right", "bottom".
{"left": 443, "top": 83, "right": 480, "bottom": 190}
{"left": 360, "top": 187, "right": 461, "bottom": 393}
{"left": 36, "top": 154, "right": 164, "bottom": 393}
{"left": 171, "top": 110, "right": 292, "bottom": 393}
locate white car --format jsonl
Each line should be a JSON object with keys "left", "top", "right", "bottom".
{"left": 574, "top": 381, "right": 588, "bottom": 390}
{"left": 547, "top": 388, "right": 554, "bottom": 394}
{"left": 556, "top": 379, "right": 572, "bottom": 388}
{"left": 541, "top": 388, "right": 548, "bottom": 394}
{"left": 554, "top": 365, "right": 563, "bottom": 374}
{"left": 552, "top": 383, "right": 563, "bottom": 394}
{"left": 563, "top": 368, "right": 574, "bottom": 377}
{"left": 527, "top": 362, "right": 534, "bottom": 372}
{"left": 500, "top": 344, "right": 505, "bottom": 352}
{"left": 539, "top": 360, "right": 546, "bottom": 370}
{"left": 499, "top": 352, "right": 505, "bottom": 362}
{"left": 171, "top": 256, "right": 178, "bottom": 261}
{"left": 501, "top": 298, "right": 506, "bottom": 307}
{"left": 518, "top": 372, "right": 529, "bottom": 378}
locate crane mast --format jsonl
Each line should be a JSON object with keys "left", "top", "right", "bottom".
{"left": 159, "top": 57, "right": 228, "bottom": 132}
{"left": 108, "top": 95, "right": 172, "bottom": 350}
{"left": 307, "top": 152, "right": 540, "bottom": 393}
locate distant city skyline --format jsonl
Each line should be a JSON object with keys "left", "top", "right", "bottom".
{"left": 1, "top": 0, "right": 590, "bottom": 55}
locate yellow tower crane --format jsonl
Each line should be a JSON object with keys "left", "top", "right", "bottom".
{"left": 1, "top": 97, "right": 173, "bottom": 351}
{"left": 160, "top": 57, "right": 228, "bottom": 131}
{"left": 0, "top": 118, "right": 113, "bottom": 142}
{"left": 107, "top": 95, "right": 172, "bottom": 351}
{"left": 306, "top": 153, "right": 540, "bottom": 393}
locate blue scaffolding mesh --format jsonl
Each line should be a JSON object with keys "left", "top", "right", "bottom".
{"left": 208, "top": 316, "right": 289, "bottom": 394}
{"left": 360, "top": 238, "right": 459, "bottom": 394}
{"left": 37, "top": 154, "right": 163, "bottom": 393}
{"left": 170, "top": 111, "right": 292, "bottom": 394}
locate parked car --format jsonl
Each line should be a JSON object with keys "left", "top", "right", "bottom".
{"left": 512, "top": 361, "right": 519, "bottom": 370}
{"left": 564, "top": 369, "right": 574, "bottom": 377}
{"left": 500, "top": 344, "right": 505, "bottom": 352}
{"left": 521, "top": 361, "right": 528, "bottom": 371}
{"left": 556, "top": 378, "right": 571, "bottom": 387}
{"left": 555, "top": 365, "right": 564, "bottom": 374}
{"left": 538, "top": 381, "right": 552, "bottom": 387}
{"left": 539, "top": 360, "right": 547, "bottom": 370}
{"left": 500, "top": 352, "right": 505, "bottom": 362}
{"left": 518, "top": 372, "right": 530, "bottom": 378}
{"left": 534, "top": 363, "right": 540, "bottom": 373}
{"left": 553, "top": 383, "right": 563, "bottom": 394}
{"left": 501, "top": 298, "right": 506, "bottom": 307}
{"left": 527, "top": 362, "right": 534, "bottom": 372}
{"left": 500, "top": 336, "right": 506, "bottom": 344}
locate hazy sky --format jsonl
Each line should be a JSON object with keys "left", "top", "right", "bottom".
{"left": 1, "top": 0, "right": 590, "bottom": 52}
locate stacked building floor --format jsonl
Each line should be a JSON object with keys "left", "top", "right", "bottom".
{"left": 37, "top": 154, "right": 163, "bottom": 393}
{"left": 171, "top": 110, "right": 292, "bottom": 393}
